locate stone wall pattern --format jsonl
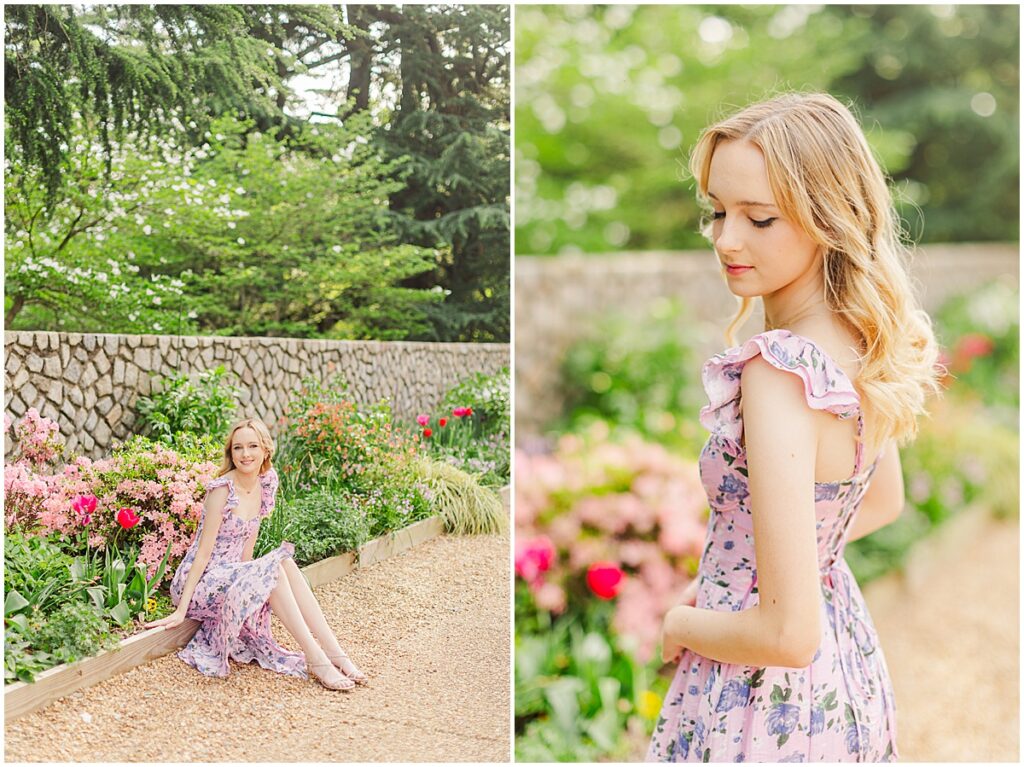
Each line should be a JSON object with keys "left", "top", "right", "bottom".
{"left": 4, "top": 333, "right": 509, "bottom": 459}
{"left": 515, "top": 242, "right": 1018, "bottom": 434}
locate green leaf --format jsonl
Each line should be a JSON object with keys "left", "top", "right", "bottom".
{"left": 4, "top": 590, "right": 30, "bottom": 616}
{"left": 109, "top": 601, "right": 132, "bottom": 626}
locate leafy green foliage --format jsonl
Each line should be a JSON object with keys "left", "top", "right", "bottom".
{"left": 3, "top": 533, "right": 81, "bottom": 618}
{"left": 516, "top": 591, "right": 653, "bottom": 762}
{"left": 5, "top": 114, "right": 441, "bottom": 339}
{"left": 515, "top": 5, "right": 1018, "bottom": 256}
{"left": 439, "top": 366, "right": 511, "bottom": 437}
{"left": 278, "top": 489, "right": 370, "bottom": 567}
{"left": 376, "top": 4, "right": 511, "bottom": 342}
{"left": 560, "top": 300, "right": 707, "bottom": 453}
{"left": 83, "top": 541, "right": 174, "bottom": 628}
{"left": 420, "top": 366, "right": 511, "bottom": 485}
{"left": 277, "top": 374, "right": 418, "bottom": 498}
{"left": 4, "top": 4, "right": 346, "bottom": 203}
{"left": 27, "top": 601, "right": 118, "bottom": 667}
{"left": 135, "top": 366, "right": 243, "bottom": 446}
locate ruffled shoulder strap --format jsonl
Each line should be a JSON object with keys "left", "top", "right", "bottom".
{"left": 699, "top": 329, "right": 863, "bottom": 465}
{"left": 258, "top": 467, "right": 279, "bottom": 520}
{"left": 205, "top": 475, "right": 239, "bottom": 513}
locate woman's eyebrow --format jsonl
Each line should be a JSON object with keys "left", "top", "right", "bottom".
{"left": 707, "top": 191, "right": 777, "bottom": 208}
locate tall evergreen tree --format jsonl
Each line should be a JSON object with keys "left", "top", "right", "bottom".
{"left": 4, "top": 5, "right": 347, "bottom": 201}
{"left": 375, "top": 4, "right": 510, "bottom": 342}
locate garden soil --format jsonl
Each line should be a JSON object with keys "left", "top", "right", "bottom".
{"left": 5, "top": 533, "right": 511, "bottom": 762}
{"left": 625, "top": 506, "right": 1019, "bottom": 761}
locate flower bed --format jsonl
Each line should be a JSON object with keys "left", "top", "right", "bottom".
{"left": 5, "top": 370, "right": 507, "bottom": 687}
{"left": 3, "top": 514, "right": 449, "bottom": 723}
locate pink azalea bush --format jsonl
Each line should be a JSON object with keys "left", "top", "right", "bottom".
{"left": 515, "top": 428, "right": 709, "bottom": 662}
{"left": 4, "top": 411, "right": 218, "bottom": 584}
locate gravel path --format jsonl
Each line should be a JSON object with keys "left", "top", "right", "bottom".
{"left": 5, "top": 534, "right": 511, "bottom": 762}
{"left": 864, "top": 508, "right": 1019, "bottom": 762}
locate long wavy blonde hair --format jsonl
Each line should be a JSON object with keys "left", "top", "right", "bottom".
{"left": 688, "top": 92, "right": 942, "bottom": 450}
{"left": 217, "top": 418, "right": 275, "bottom": 477}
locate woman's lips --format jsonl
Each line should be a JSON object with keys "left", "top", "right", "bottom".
{"left": 725, "top": 264, "right": 754, "bottom": 275}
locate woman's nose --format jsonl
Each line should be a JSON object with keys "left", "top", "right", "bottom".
{"left": 715, "top": 217, "right": 743, "bottom": 255}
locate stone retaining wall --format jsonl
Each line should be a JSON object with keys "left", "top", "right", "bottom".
{"left": 4, "top": 332, "right": 509, "bottom": 459}
{"left": 515, "top": 242, "right": 1018, "bottom": 434}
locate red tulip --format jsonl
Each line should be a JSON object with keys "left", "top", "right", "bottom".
{"left": 586, "top": 562, "right": 625, "bottom": 600}
{"left": 422, "top": 428, "right": 432, "bottom": 438}
{"left": 465, "top": 407, "right": 473, "bottom": 416}
{"left": 116, "top": 507, "right": 141, "bottom": 529}
{"left": 439, "top": 418, "right": 448, "bottom": 427}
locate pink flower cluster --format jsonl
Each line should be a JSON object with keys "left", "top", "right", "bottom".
{"left": 11, "top": 408, "right": 64, "bottom": 465}
{"left": 515, "top": 430, "right": 709, "bottom": 662}
{"left": 5, "top": 412, "right": 218, "bottom": 585}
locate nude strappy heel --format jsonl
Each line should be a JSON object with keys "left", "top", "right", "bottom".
{"left": 308, "top": 659, "right": 355, "bottom": 691}
{"left": 327, "top": 652, "right": 368, "bottom": 685}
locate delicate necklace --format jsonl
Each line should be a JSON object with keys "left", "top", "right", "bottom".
{"left": 235, "top": 476, "right": 259, "bottom": 495}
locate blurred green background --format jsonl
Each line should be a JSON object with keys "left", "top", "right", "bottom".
{"left": 515, "top": 4, "right": 1019, "bottom": 256}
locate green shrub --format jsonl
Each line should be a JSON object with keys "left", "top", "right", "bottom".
{"left": 439, "top": 366, "right": 511, "bottom": 437}
{"left": 281, "top": 489, "right": 371, "bottom": 567}
{"left": 560, "top": 299, "right": 707, "bottom": 453}
{"left": 4, "top": 533, "right": 84, "bottom": 618}
{"left": 29, "top": 601, "right": 118, "bottom": 665}
{"left": 516, "top": 590, "right": 654, "bottom": 762}
{"left": 135, "top": 365, "right": 243, "bottom": 446}
{"left": 277, "top": 374, "right": 418, "bottom": 497}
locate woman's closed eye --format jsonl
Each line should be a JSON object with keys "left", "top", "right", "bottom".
{"left": 711, "top": 210, "right": 777, "bottom": 229}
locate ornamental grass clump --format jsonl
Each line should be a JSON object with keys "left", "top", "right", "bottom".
{"left": 413, "top": 456, "right": 507, "bottom": 535}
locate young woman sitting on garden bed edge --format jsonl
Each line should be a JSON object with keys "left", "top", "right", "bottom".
{"left": 145, "top": 418, "right": 367, "bottom": 692}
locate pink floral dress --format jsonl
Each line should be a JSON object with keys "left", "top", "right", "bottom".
{"left": 169, "top": 467, "right": 306, "bottom": 679}
{"left": 647, "top": 329, "right": 898, "bottom": 762}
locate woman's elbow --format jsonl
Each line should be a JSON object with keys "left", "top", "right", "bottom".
{"left": 773, "top": 617, "right": 822, "bottom": 668}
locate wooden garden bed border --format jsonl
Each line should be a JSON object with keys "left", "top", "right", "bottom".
{"left": 5, "top": 514, "right": 451, "bottom": 723}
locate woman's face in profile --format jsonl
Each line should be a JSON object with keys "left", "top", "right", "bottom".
{"left": 706, "top": 139, "right": 821, "bottom": 300}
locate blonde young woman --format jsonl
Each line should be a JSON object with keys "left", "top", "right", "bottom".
{"left": 144, "top": 418, "right": 368, "bottom": 691}
{"left": 647, "top": 93, "right": 941, "bottom": 761}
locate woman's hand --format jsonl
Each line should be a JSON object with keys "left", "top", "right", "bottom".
{"left": 660, "top": 605, "right": 687, "bottom": 664}
{"left": 144, "top": 608, "right": 188, "bottom": 631}
{"left": 678, "top": 578, "right": 699, "bottom": 607}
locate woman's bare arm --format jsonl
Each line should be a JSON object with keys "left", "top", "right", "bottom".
{"left": 846, "top": 439, "right": 904, "bottom": 543}
{"left": 662, "top": 356, "right": 823, "bottom": 668}
{"left": 173, "top": 486, "right": 228, "bottom": 613}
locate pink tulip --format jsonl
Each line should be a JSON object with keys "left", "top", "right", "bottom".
{"left": 515, "top": 535, "right": 556, "bottom": 586}
{"left": 452, "top": 407, "right": 468, "bottom": 418}
{"left": 71, "top": 494, "right": 98, "bottom": 525}
{"left": 586, "top": 562, "right": 625, "bottom": 600}
{"left": 416, "top": 414, "right": 430, "bottom": 426}
{"left": 957, "top": 332, "right": 995, "bottom": 360}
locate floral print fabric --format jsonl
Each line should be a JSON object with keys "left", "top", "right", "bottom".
{"left": 169, "top": 467, "right": 306, "bottom": 679}
{"left": 647, "top": 329, "right": 898, "bottom": 762}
